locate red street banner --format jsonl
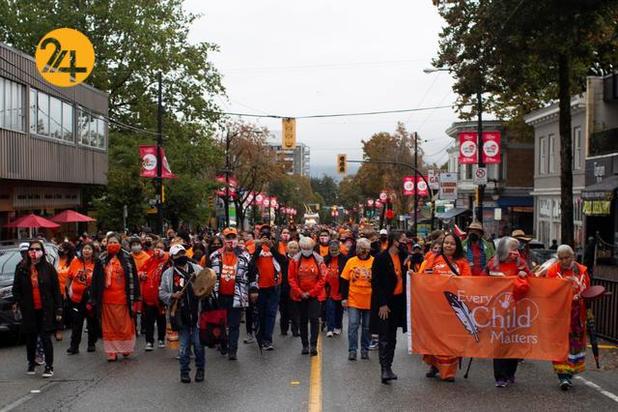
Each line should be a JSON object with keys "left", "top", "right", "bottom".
{"left": 458, "top": 132, "right": 477, "bottom": 164}
{"left": 408, "top": 275, "right": 573, "bottom": 360}
{"left": 416, "top": 177, "right": 429, "bottom": 197}
{"left": 254, "top": 193, "right": 265, "bottom": 206}
{"left": 139, "top": 145, "right": 176, "bottom": 178}
{"left": 482, "top": 131, "right": 501, "bottom": 164}
{"left": 403, "top": 176, "right": 415, "bottom": 196}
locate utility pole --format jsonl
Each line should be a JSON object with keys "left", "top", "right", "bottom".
{"left": 224, "top": 130, "right": 231, "bottom": 228}
{"left": 414, "top": 132, "right": 419, "bottom": 236}
{"left": 476, "top": 89, "right": 484, "bottom": 224}
{"left": 156, "top": 72, "right": 164, "bottom": 235}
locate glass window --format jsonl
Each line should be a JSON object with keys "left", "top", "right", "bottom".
{"left": 539, "top": 136, "right": 546, "bottom": 174}
{"left": 0, "top": 78, "right": 4, "bottom": 130}
{"left": 96, "top": 117, "right": 106, "bottom": 148}
{"left": 62, "top": 102, "right": 73, "bottom": 141}
{"left": 548, "top": 134, "right": 556, "bottom": 173}
{"left": 0, "top": 78, "right": 25, "bottom": 132}
{"left": 49, "top": 96, "right": 62, "bottom": 139}
{"left": 12, "top": 81, "right": 21, "bottom": 130}
{"left": 573, "top": 127, "right": 582, "bottom": 170}
{"left": 3, "top": 78, "right": 10, "bottom": 129}
{"left": 37, "top": 91, "right": 49, "bottom": 136}
{"left": 78, "top": 109, "right": 89, "bottom": 145}
{"left": 88, "top": 114, "right": 97, "bottom": 146}
{"left": 29, "top": 88, "right": 37, "bottom": 133}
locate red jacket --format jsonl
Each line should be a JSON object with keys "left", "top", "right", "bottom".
{"left": 140, "top": 253, "right": 169, "bottom": 306}
{"left": 288, "top": 252, "right": 327, "bottom": 302}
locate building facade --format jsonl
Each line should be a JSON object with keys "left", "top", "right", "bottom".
{"left": 445, "top": 120, "right": 535, "bottom": 236}
{"left": 0, "top": 42, "right": 109, "bottom": 239}
{"left": 268, "top": 142, "right": 310, "bottom": 176}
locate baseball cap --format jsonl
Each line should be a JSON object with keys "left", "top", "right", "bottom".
{"left": 222, "top": 227, "right": 238, "bottom": 237}
{"left": 19, "top": 242, "right": 29, "bottom": 252}
{"left": 169, "top": 244, "right": 186, "bottom": 257}
{"left": 379, "top": 229, "right": 388, "bottom": 235}
{"left": 412, "top": 243, "right": 422, "bottom": 250}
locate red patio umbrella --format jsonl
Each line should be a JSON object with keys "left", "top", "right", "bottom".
{"left": 4, "top": 213, "right": 60, "bottom": 229}
{"left": 50, "top": 210, "right": 96, "bottom": 223}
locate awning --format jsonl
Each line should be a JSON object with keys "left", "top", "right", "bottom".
{"left": 582, "top": 175, "right": 618, "bottom": 200}
{"left": 496, "top": 197, "right": 533, "bottom": 207}
{"left": 435, "top": 207, "right": 471, "bottom": 220}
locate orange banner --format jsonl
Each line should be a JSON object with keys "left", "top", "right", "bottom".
{"left": 408, "top": 275, "right": 573, "bottom": 361}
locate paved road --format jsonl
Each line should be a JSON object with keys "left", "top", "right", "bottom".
{"left": 1, "top": 316, "right": 617, "bottom": 412}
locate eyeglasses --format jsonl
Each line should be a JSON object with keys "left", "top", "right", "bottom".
{"left": 28, "top": 248, "right": 42, "bottom": 251}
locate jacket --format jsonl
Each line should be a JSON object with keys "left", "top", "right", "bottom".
{"left": 159, "top": 261, "right": 203, "bottom": 327}
{"left": 462, "top": 238, "right": 495, "bottom": 273}
{"left": 209, "top": 247, "right": 256, "bottom": 308}
{"left": 288, "top": 252, "right": 327, "bottom": 302}
{"left": 370, "top": 249, "right": 408, "bottom": 333}
{"left": 13, "top": 260, "right": 63, "bottom": 334}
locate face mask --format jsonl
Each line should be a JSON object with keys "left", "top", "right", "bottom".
{"left": 144, "top": 241, "right": 152, "bottom": 248}
{"left": 173, "top": 256, "right": 189, "bottom": 266}
{"left": 508, "top": 250, "right": 520, "bottom": 260}
{"left": 468, "top": 233, "right": 479, "bottom": 242}
{"left": 380, "top": 236, "right": 387, "bottom": 241}
{"left": 411, "top": 254, "right": 423, "bottom": 263}
{"left": 281, "top": 234, "right": 290, "bottom": 241}
{"left": 131, "top": 245, "right": 142, "bottom": 253}
{"left": 225, "top": 239, "right": 238, "bottom": 249}
{"left": 319, "top": 236, "right": 329, "bottom": 245}
{"left": 357, "top": 251, "right": 369, "bottom": 260}
{"left": 107, "top": 244, "right": 121, "bottom": 255}
{"left": 29, "top": 250, "right": 43, "bottom": 260}
{"left": 301, "top": 249, "right": 313, "bottom": 257}
{"left": 154, "top": 249, "right": 164, "bottom": 257}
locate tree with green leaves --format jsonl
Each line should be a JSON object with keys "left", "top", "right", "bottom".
{"left": 434, "top": 0, "right": 618, "bottom": 246}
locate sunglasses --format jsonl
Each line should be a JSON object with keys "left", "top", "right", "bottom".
{"left": 29, "top": 248, "right": 42, "bottom": 251}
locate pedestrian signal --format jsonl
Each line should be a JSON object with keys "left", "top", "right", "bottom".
{"left": 337, "top": 154, "right": 347, "bottom": 175}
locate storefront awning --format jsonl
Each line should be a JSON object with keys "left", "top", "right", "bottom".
{"left": 582, "top": 175, "right": 618, "bottom": 201}
{"left": 435, "top": 207, "right": 470, "bottom": 220}
{"left": 496, "top": 197, "right": 533, "bottom": 207}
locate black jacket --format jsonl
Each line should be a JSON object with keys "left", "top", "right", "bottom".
{"left": 13, "top": 261, "right": 63, "bottom": 334}
{"left": 370, "top": 249, "right": 408, "bottom": 333}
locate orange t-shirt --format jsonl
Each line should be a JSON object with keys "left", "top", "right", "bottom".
{"left": 390, "top": 252, "right": 403, "bottom": 295}
{"left": 102, "top": 257, "right": 127, "bottom": 305}
{"left": 67, "top": 259, "right": 94, "bottom": 304}
{"left": 30, "top": 267, "right": 42, "bottom": 310}
{"left": 341, "top": 256, "right": 374, "bottom": 310}
{"left": 256, "top": 247, "right": 279, "bottom": 288}
{"left": 219, "top": 252, "right": 238, "bottom": 296}
{"left": 278, "top": 242, "right": 287, "bottom": 256}
{"left": 57, "top": 256, "right": 70, "bottom": 297}
{"left": 319, "top": 245, "right": 329, "bottom": 257}
{"left": 421, "top": 255, "right": 472, "bottom": 276}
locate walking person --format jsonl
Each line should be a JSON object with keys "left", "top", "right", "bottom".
{"left": 140, "top": 240, "right": 170, "bottom": 351}
{"left": 209, "top": 228, "right": 257, "bottom": 360}
{"left": 288, "top": 237, "right": 327, "bottom": 356}
{"left": 66, "top": 242, "right": 100, "bottom": 354}
{"left": 160, "top": 244, "right": 205, "bottom": 383}
{"left": 12, "top": 240, "right": 63, "bottom": 377}
{"left": 341, "top": 238, "right": 374, "bottom": 361}
{"left": 279, "top": 237, "right": 299, "bottom": 336}
{"left": 371, "top": 231, "right": 408, "bottom": 384}
{"left": 483, "top": 237, "right": 531, "bottom": 387}
{"left": 324, "top": 240, "right": 346, "bottom": 337}
{"left": 91, "top": 233, "right": 140, "bottom": 361}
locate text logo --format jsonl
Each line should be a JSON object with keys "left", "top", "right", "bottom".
{"left": 35, "top": 28, "right": 95, "bottom": 87}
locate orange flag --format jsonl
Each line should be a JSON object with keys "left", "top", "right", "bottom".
{"left": 408, "top": 275, "right": 573, "bottom": 361}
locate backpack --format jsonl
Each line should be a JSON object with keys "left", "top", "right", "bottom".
{"left": 198, "top": 309, "right": 227, "bottom": 348}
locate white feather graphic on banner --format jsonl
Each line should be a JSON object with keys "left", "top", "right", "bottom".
{"left": 444, "top": 291, "right": 480, "bottom": 343}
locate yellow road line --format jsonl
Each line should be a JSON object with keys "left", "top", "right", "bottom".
{"left": 308, "top": 335, "right": 322, "bottom": 412}
{"left": 588, "top": 344, "right": 618, "bottom": 350}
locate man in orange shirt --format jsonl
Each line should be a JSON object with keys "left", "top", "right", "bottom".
{"left": 341, "top": 238, "right": 374, "bottom": 361}
{"left": 250, "top": 226, "right": 285, "bottom": 350}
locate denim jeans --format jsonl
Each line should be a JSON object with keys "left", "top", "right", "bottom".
{"left": 179, "top": 325, "right": 204, "bottom": 374}
{"left": 257, "top": 286, "right": 280, "bottom": 345}
{"left": 224, "top": 308, "right": 242, "bottom": 355}
{"left": 347, "top": 307, "right": 370, "bottom": 353}
{"left": 325, "top": 299, "right": 343, "bottom": 332}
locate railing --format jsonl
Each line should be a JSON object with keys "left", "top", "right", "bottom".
{"left": 591, "top": 277, "right": 618, "bottom": 342}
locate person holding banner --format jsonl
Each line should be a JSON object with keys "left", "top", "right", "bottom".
{"left": 483, "top": 237, "right": 531, "bottom": 388}
{"left": 545, "top": 245, "right": 590, "bottom": 391}
{"left": 419, "top": 233, "right": 471, "bottom": 381}
{"left": 371, "top": 231, "right": 408, "bottom": 384}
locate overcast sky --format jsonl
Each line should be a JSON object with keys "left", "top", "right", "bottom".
{"left": 186, "top": 0, "right": 460, "bottom": 177}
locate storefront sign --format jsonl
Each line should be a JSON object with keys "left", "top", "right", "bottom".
{"left": 583, "top": 200, "right": 611, "bottom": 216}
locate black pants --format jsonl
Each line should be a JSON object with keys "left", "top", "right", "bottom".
{"left": 26, "top": 310, "right": 53, "bottom": 368}
{"left": 378, "top": 294, "right": 404, "bottom": 368}
{"left": 296, "top": 298, "right": 320, "bottom": 348}
{"left": 143, "top": 304, "right": 166, "bottom": 344}
{"left": 493, "top": 358, "right": 519, "bottom": 381}
{"left": 220, "top": 308, "right": 242, "bottom": 355}
{"left": 279, "top": 289, "right": 298, "bottom": 335}
{"left": 69, "top": 300, "right": 97, "bottom": 350}
{"left": 245, "top": 304, "right": 254, "bottom": 335}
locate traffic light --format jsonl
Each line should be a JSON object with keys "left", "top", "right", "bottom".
{"left": 337, "top": 154, "right": 347, "bottom": 175}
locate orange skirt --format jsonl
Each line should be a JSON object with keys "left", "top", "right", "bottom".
{"left": 423, "top": 355, "right": 459, "bottom": 380}
{"left": 102, "top": 303, "right": 135, "bottom": 356}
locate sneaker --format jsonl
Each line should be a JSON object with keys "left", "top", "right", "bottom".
{"left": 243, "top": 335, "right": 254, "bottom": 344}
{"left": 360, "top": 351, "right": 369, "bottom": 360}
{"left": 507, "top": 376, "right": 515, "bottom": 385}
{"left": 66, "top": 347, "right": 79, "bottom": 355}
{"left": 326, "top": 331, "right": 334, "bottom": 338}
{"left": 145, "top": 343, "right": 154, "bottom": 352}
{"left": 195, "top": 369, "right": 204, "bottom": 382}
{"left": 263, "top": 343, "right": 274, "bottom": 351}
{"left": 228, "top": 352, "right": 237, "bottom": 361}
{"left": 560, "top": 378, "right": 570, "bottom": 391}
{"left": 42, "top": 366, "right": 54, "bottom": 378}
{"left": 87, "top": 345, "right": 96, "bottom": 352}
{"left": 158, "top": 340, "right": 166, "bottom": 348}
{"left": 181, "top": 373, "right": 191, "bottom": 383}
{"left": 348, "top": 351, "right": 357, "bottom": 361}
{"left": 333, "top": 328, "right": 342, "bottom": 335}
{"left": 301, "top": 346, "right": 309, "bottom": 355}
{"left": 35, "top": 357, "right": 45, "bottom": 366}
{"left": 368, "top": 340, "right": 379, "bottom": 351}
{"left": 425, "top": 366, "right": 438, "bottom": 378}
{"left": 27, "top": 364, "right": 36, "bottom": 375}
{"left": 495, "top": 380, "right": 508, "bottom": 388}
{"left": 310, "top": 347, "right": 318, "bottom": 356}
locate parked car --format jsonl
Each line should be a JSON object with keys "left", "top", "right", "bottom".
{"left": 0, "top": 241, "right": 59, "bottom": 334}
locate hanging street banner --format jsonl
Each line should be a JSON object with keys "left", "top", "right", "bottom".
{"left": 458, "top": 132, "right": 477, "bottom": 164}
{"left": 403, "top": 176, "right": 415, "bottom": 196}
{"left": 439, "top": 172, "right": 458, "bottom": 201}
{"left": 139, "top": 145, "right": 176, "bottom": 179}
{"left": 416, "top": 177, "right": 429, "bottom": 197}
{"left": 408, "top": 275, "right": 572, "bottom": 360}
{"left": 482, "top": 131, "right": 502, "bottom": 164}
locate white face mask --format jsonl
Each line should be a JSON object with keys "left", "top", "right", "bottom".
{"left": 301, "top": 249, "right": 313, "bottom": 257}
{"left": 131, "top": 244, "right": 142, "bottom": 253}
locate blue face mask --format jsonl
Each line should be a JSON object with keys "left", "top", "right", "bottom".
{"left": 301, "top": 249, "right": 313, "bottom": 257}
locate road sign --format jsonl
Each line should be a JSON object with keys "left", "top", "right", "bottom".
{"left": 473, "top": 166, "right": 488, "bottom": 185}
{"left": 428, "top": 169, "right": 439, "bottom": 190}
{"left": 494, "top": 208, "right": 502, "bottom": 221}
{"left": 439, "top": 173, "right": 458, "bottom": 201}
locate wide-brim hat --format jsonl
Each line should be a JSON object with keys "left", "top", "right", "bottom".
{"left": 192, "top": 267, "right": 217, "bottom": 298}
{"left": 511, "top": 229, "right": 532, "bottom": 241}
{"left": 467, "top": 221, "right": 484, "bottom": 232}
